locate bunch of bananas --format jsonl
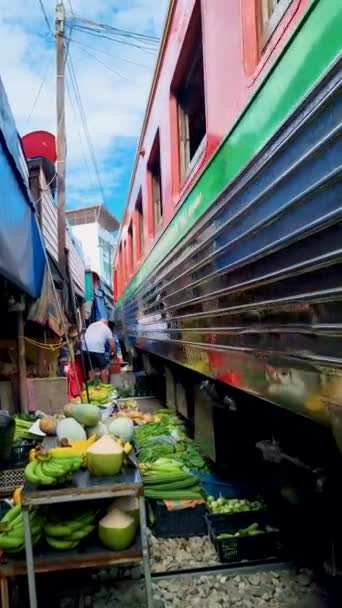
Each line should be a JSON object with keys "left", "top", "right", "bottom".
{"left": 119, "top": 398, "right": 138, "bottom": 410}
{"left": 0, "top": 505, "right": 44, "bottom": 553}
{"left": 81, "top": 384, "right": 113, "bottom": 405}
{"left": 44, "top": 509, "right": 97, "bottom": 550}
{"left": 25, "top": 451, "right": 82, "bottom": 486}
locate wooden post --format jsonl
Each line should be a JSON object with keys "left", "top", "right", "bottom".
{"left": 56, "top": 2, "right": 66, "bottom": 273}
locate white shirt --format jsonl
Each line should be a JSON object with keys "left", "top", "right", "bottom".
{"left": 83, "top": 321, "right": 113, "bottom": 354}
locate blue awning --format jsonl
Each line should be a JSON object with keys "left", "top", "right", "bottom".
{"left": 0, "top": 77, "right": 45, "bottom": 297}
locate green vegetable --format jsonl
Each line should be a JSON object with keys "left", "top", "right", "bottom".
{"left": 141, "top": 459, "right": 204, "bottom": 500}
{"left": 209, "top": 497, "right": 266, "bottom": 514}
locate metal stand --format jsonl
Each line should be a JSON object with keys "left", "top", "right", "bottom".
{"left": 21, "top": 467, "right": 154, "bottom": 608}
{"left": 139, "top": 495, "right": 154, "bottom": 608}
{"left": 23, "top": 509, "right": 37, "bottom": 608}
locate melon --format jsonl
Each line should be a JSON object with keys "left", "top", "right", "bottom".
{"left": 98, "top": 508, "right": 136, "bottom": 550}
{"left": 108, "top": 496, "right": 139, "bottom": 525}
{"left": 86, "top": 421, "right": 107, "bottom": 439}
{"left": 86, "top": 435, "right": 123, "bottom": 476}
{"left": 108, "top": 417, "right": 134, "bottom": 443}
{"left": 57, "top": 418, "right": 86, "bottom": 443}
{"left": 64, "top": 404, "right": 101, "bottom": 427}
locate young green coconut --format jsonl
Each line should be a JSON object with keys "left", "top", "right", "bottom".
{"left": 98, "top": 507, "right": 137, "bottom": 550}
{"left": 108, "top": 496, "right": 140, "bottom": 525}
{"left": 86, "top": 435, "right": 123, "bottom": 476}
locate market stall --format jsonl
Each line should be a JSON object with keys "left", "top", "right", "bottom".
{"left": 0, "top": 380, "right": 289, "bottom": 607}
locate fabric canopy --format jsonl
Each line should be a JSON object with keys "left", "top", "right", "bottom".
{"left": 0, "top": 77, "right": 45, "bottom": 297}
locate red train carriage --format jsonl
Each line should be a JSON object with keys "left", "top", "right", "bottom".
{"left": 114, "top": 0, "right": 342, "bottom": 457}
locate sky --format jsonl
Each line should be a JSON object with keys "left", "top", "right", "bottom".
{"left": 0, "top": 0, "right": 169, "bottom": 220}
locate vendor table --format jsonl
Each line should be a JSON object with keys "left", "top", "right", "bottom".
{"left": 0, "top": 467, "right": 154, "bottom": 608}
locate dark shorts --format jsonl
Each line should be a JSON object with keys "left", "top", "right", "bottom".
{"left": 84, "top": 352, "right": 108, "bottom": 372}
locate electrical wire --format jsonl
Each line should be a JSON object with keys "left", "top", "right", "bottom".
{"left": 65, "top": 77, "right": 97, "bottom": 193}
{"left": 66, "top": 49, "right": 107, "bottom": 206}
{"left": 63, "top": 35, "right": 151, "bottom": 70}
{"left": 67, "top": 14, "right": 160, "bottom": 44}
{"left": 70, "top": 24, "right": 158, "bottom": 55}
{"left": 25, "top": 55, "right": 52, "bottom": 126}
{"left": 76, "top": 45, "right": 131, "bottom": 82}
{"left": 37, "top": 0, "right": 53, "bottom": 36}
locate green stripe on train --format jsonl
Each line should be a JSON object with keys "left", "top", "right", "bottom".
{"left": 118, "top": 0, "right": 342, "bottom": 306}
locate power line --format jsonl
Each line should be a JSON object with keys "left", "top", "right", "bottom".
{"left": 37, "top": 0, "right": 53, "bottom": 36}
{"left": 71, "top": 25, "right": 157, "bottom": 55}
{"left": 76, "top": 45, "right": 132, "bottom": 82}
{"left": 65, "top": 77, "right": 97, "bottom": 193}
{"left": 63, "top": 35, "right": 151, "bottom": 70}
{"left": 66, "top": 50, "right": 107, "bottom": 206}
{"left": 66, "top": 14, "right": 160, "bottom": 44}
{"left": 25, "top": 55, "right": 52, "bottom": 125}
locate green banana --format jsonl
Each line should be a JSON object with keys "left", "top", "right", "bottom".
{"left": 44, "top": 511, "right": 96, "bottom": 537}
{"left": 41, "top": 460, "right": 67, "bottom": 479}
{"left": 34, "top": 462, "right": 56, "bottom": 486}
{"left": 46, "top": 536, "right": 79, "bottom": 550}
{"left": 69, "top": 524, "right": 95, "bottom": 541}
{"left": 0, "top": 533, "right": 24, "bottom": 550}
{"left": 1, "top": 505, "right": 21, "bottom": 524}
{"left": 25, "top": 461, "right": 41, "bottom": 484}
{"left": 0, "top": 508, "right": 22, "bottom": 533}
{"left": 4, "top": 542, "right": 25, "bottom": 553}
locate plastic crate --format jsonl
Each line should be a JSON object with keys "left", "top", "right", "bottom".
{"left": 0, "top": 467, "right": 25, "bottom": 497}
{"left": 194, "top": 472, "right": 255, "bottom": 499}
{"left": 206, "top": 510, "right": 283, "bottom": 563}
{"left": 11, "top": 440, "right": 36, "bottom": 466}
{"left": 149, "top": 500, "right": 207, "bottom": 538}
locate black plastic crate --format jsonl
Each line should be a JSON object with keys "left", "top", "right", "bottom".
{"left": 149, "top": 500, "right": 207, "bottom": 538}
{"left": 206, "top": 510, "right": 283, "bottom": 563}
{"left": 11, "top": 440, "right": 37, "bottom": 466}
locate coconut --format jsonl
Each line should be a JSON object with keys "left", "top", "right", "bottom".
{"left": 98, "top": 508, "right": 136, "bottom": 550}
{"left": 108, "top": 496, "right": 139, "bottom": 525}
{"left": 86, "top": 435, "right": 123, "bottom": 476}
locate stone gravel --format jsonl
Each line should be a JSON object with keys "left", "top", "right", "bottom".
{"left": 84, "top": 534, "right": 332, "bottom": 608}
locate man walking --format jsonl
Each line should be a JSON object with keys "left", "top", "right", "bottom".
{"left": 82, "top": 318, "right": 116, "bottom": 382}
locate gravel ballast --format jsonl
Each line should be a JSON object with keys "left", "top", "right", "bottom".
{"left": 85, "top": 534, "right": 333, "bottom": 608}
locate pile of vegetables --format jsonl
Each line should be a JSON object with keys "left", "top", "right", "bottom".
{"left": 135, "top": 411, "right": 208, "bottom": 471}
{"left": 217, "top": 522, "right": 279, "bottom": 540}
{"left": 135, "top": 411, "right": 183, "bottom": 444}
{"left": 141, "top": 458, "right": 204, "bottom": 500}
{"left": 208, "top": 496, "right": 266, "bottom": 514}
{"left": 14, "top": 414, "right": 40, "bottom": 440}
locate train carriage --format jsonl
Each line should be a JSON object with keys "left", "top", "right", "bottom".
{"left": 114, "top": 0, "right": 342, "bottom": 456}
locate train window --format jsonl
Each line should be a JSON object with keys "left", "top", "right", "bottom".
{"left": 260, "top": 0, "right": 293, "bottom": 45}
{"left": 136, "top": 190, "right": 144, "bottom": 258}
{"left": 128, "top": 222, "right": 133, "bottom": 275}
{"left": 123, "top": 240, "right": 128, "bottom": 282}
{"left": 118, "top": 243, "right": 123, "bottom": 291}
{"left": 175, "top": 3, "right": 206, "bottom": 183}
{"left": 148, "top": 132, "right": 163, "bottom": 233}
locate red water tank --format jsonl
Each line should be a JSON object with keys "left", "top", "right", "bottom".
{"left": 21, "top": 131, "right": 57, "bottom": 164}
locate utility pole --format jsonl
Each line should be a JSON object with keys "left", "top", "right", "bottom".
{"left": 56, "top": 2, "right": 66, "bottom": 273}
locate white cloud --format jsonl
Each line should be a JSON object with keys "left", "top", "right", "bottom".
{"left": 0, "top": 0, "right": 168, "bottom": 214}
